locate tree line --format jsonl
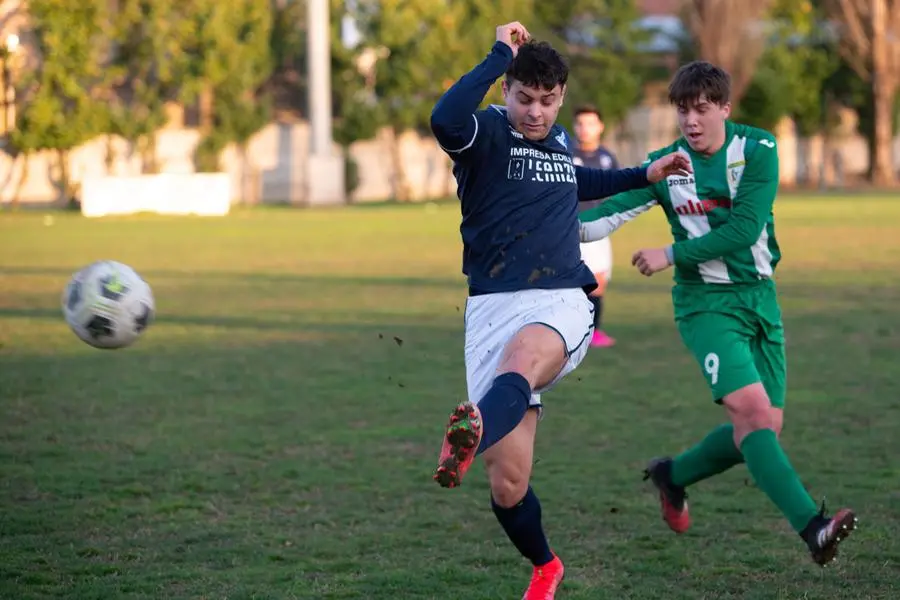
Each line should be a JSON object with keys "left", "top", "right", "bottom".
{"left": 7, "top": 0, "right": 900, "bottom": 204}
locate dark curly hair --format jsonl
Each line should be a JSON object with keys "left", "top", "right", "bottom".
{"left": 505, "top": 41, "right": 569, "bottom": 91}
{"left": 668, "top": 61, "right": 731, "bottom": 107}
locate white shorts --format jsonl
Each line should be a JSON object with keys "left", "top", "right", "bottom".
{"left": 580, "top": 237, "right": 613, "bottom": 279}
{"left": 464, "top": 288, "right": 594, "bottom": 411}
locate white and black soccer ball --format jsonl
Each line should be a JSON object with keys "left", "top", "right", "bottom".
{"left": 62, "top": 260, "right": 155, "bottom": 349}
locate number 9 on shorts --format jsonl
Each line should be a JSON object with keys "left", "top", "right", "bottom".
{"left": 704, "top": 352, "right": 720, "bottom": 385}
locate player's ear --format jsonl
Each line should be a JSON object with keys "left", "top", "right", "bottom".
{"left": 501, "top": 79, "right": 510, "bottom": 99}
{"left": 722, "top": 102, "right": 732, "bottom": 119}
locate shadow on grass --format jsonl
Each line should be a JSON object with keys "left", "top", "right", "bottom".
{"left": 2, "top": 275, "right": 897, "bottom": 344}
{"left": 4, "top": 265, "right": 899, "bottom": 295}
{"left": 0, "top": 298, "right": 898, "bottom": 599}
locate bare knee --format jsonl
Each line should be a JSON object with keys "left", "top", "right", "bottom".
{"left": 489, "top": 468, "right": 530, "bottom": 508}
{"left": 485, "top": 448, "right": 532, "bottom": 507}
{"left": 497, "top": 324, "right": 567, "bottom": 390}
{"left": 483, "top": 412, "right": 537, "bottom": 508}
{"left": 770, "top": 407, "right": 784, "bottom": 438}
{"left": 723, "top": 383, "right": 783, "bottom": 445}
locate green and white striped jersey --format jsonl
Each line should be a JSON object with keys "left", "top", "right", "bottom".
{"left": 579, "top": 121, "right": 781, "bottom": 286}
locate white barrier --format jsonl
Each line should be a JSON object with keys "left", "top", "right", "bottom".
{"left": 80, "top": 173, "right": 232, "bottom": 217}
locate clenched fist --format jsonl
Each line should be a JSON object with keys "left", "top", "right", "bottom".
{"left": 496, "top": 22, "right": 530, "bottom": 57}
{"left": 632, "top": 247, "right": 672, "bottom": 276}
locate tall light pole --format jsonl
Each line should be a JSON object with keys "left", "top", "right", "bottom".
{"left": 304, "top": 0, "right": 345, "bottom": 205}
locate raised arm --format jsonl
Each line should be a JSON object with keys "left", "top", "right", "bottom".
{"left": 578, "top": 186, "right": 659, "bottom": 242}
{"left": 669, "top": 138, "right": 778, "bottom": 267}
{"left": 430, "top": 23, "right": 528, "bottom": 154}
{"left": 430, "top": 42, "right": 511, "bottom": 153}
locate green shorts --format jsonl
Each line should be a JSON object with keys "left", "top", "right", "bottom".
{"left": 673, "top": 279, "right": 786, "bottom": 408}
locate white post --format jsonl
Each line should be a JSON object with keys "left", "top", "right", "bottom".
{"left": 305, "top": 0, "right": 346, "bottom": 205}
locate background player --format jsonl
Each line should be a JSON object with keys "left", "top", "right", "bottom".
{"left": 572, "top": 104, "right": 618, "bottom": 347}
{"left": 429, "top": 22, "right": 691, "bottom": 599}
{"left": 578, "top": 61, "right": 856, "bottom": 567}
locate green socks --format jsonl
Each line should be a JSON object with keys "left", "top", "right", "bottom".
{"left": 670, "top": 423, "right": 745, "bottom": 487}
{"left": 668, "top": 424, "right": 820, "bottom": 533}
{"left": 740, "top": 428, "right": 819, "bottom": 532}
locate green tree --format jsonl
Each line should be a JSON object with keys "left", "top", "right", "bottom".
{"left": 11, "top": 0, "right": 110, "bottom": 205}
{"left": 264, "top": 0, "right": 374, "bottom": 198}
{"left": 736, "top": 0, "right": 838, "bottom": 135}
{"left": 328, "top": 13, "right": 378, "bottom": 145}
{"left": 105, "top": 0, "right": 200, "bottom": 174}
{"left": 346, "top": 0, "right": 488, "bottom": 200}
{"left": 821, "top": 57, "right": 900, "bottom": 182}
{"left": 824, "top": 0, "right": 900, "bottom": 185}
{"left": 533, "top": 0, "right": 647, "bottom": 128}
{"left": 186, "top": 0, "right": 274, "bottom": 176}
{"left": 682, "top": 0, "right": 773, "bottom": 106}
{"left": 334, "top": 0, "right": 646, "bottom": 200}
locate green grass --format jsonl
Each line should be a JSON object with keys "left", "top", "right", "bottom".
{"left": 1, "top": 195, "right": 898, "bottom": 599}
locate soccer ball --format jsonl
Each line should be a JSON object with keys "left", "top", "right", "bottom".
{"left": 62, "top": 260, "right": 155, "bottom": 349}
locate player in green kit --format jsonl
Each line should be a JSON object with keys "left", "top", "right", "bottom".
{"left": 578, "top": 61, "right": 857, "bottom": 566}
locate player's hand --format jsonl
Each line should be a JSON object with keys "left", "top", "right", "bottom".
{"left": 646, "top": 152, "right": 691, "bottom": 183}
{"left": 632, "top": 247, "right": 672, "bottom": 276}
{"left": 496, "top": 22, "right": 530, "bottom": 56}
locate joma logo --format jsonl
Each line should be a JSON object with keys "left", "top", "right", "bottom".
{"left": 668, "top": 176, "right": 694, "bottom": 187}
{"left": 674, "top": 198, "right": 732, "bottom": 216}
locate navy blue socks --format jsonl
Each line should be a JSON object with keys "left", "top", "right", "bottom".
{"left": 492, "top": 486, "right": 554, "bottom": 566}
{"left": 475, "top": 372, "right": 531, "bottom": 455}
{"left": 477, "top": 375, "right": 549, "bottom": 565}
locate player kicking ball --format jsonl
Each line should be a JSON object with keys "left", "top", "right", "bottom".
{"left": 429, "top": 22, "right": 691, "bottom": 599}
{"left": 579, "top": 60, "right": 857, "bottom": 566}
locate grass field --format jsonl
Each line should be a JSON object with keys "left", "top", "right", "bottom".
{"left": 1, "top": 195, "right": 899, "bottom": 599}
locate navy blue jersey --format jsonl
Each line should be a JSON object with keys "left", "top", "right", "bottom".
{"left": 574, "top": 147, "right": 619, "bottom": 212}
{"left": 430, "top": 42, "right": 652, "bottom": 296}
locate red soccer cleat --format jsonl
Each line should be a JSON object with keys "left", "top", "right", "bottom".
{"left": 522, "top": 554, "right": 565, "bottom": 600}
{"left": 433, "top": 402, "right": 483, "bottom": 488}
{"left": 804, "top": 505, "right": 858, "bottom": 566}
{"left": 643, "top": 457, "right": 691, "bottom": 534}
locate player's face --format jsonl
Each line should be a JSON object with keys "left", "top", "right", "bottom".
{"left": 503, "top": 80, "right": 565, "bottom": 141}
{"left": 573, "top": 112, "right": 604, "bottom": 147}
{"left": 677, "top": 94, "right": 731, "bottom": 155}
